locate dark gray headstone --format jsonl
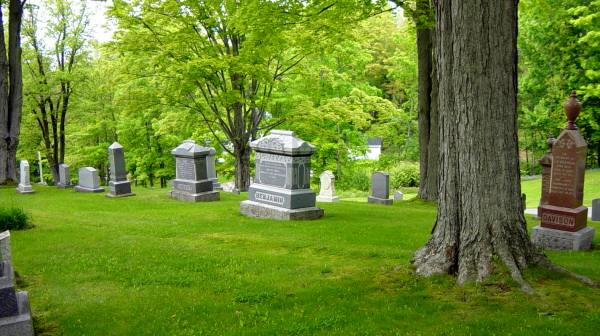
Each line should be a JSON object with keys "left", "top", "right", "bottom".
{"left": 107, "top": 142, "right": 134, "bottom": 197}
{"left": 592, "top": 199, "right": 600, "bottom": 221}
{"left": 368, "top": 172, "right": 392, "bottom": 205}
{"left": 169, "top": 140, "right": 219, "bottom": 202}
{"left": 57, "top": 164, "right": 72, "bottom": 188}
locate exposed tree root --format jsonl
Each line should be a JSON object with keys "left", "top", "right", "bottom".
{"left": 535, "top": 254, "right": 600, "bottom": 288}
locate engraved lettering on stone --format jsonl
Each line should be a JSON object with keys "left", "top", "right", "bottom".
{"left": 255, "top": 191, "right": 285, "bottom": 206}
{"left": 259, "top": 161, "right": 287, "bottom": 187}
{"left": 176, "top": 158, "right": 195, "bottom": 180}
{"left": 541, "top": 213, "right": 575, "bottom": 228}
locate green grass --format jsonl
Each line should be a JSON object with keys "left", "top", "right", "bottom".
{"left": 1, "top": 185, "right": 599, "bottom": 335}
{"left": 522, "top": 169, "right": 600, "bottom": 208}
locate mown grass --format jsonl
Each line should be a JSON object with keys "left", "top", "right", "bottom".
{"left": 1, "top": 185, "right": 599, "bottom": 335}
{"left": 522, "top": 169, "right": 600, "bottom": 208}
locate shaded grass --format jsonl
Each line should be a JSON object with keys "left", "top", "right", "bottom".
{"left": 1, "top": 185, "right": 599, "bottom": 335}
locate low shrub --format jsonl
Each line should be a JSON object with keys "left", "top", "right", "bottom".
{"left": 0, "top": 207, "right": 31, "bottom": 231}
{"left": 388, "top": 162, "right": 420, "bottom": 189}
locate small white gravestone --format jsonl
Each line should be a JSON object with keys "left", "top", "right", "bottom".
{"left": 74, "top": 167, "right": 105, "bottom": 193}
{"left": 316, "top": 170, "right": 339, "bottom": 202}
{"left": 16, "top": 160, "right": 34, "bottom": 194}
{"left": 37, "top": 152, "right": 47, "bottom": 185}
{"left": 394, "top": 191, "right": 404, "bottom": 201}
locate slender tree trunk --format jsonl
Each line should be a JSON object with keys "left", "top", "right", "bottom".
{"left": 413, "top": 0, "right": 539, "bottom": 290}
{"left": 234, "top": 143, "right": 251, "bottom": 191}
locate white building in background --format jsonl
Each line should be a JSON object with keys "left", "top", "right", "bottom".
{"left": 365, "top": 137, "right": 382, "bottom": 160}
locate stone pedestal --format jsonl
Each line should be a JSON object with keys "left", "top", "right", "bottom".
{"left": 316, "top": 171, "right": 339, "bottom": 202}
{"left": 107, "top": 142, "right": 135, "bottom": 198}
{"left": 74, "top": 167, "right": 105, "bottom": 193}
{"left": 368, "top": 172, "right": 392, "bottom": 205}
{"left": 169, "top": 140, "right": 219, "bottom": 202}
{"left": 16, "top": 161, "right": 34, "bottom": 194}
{"left": 532, "top": 226, "right": 595, "bottom": 251}
{"left": 241, "top": 130, "right": 323, "bottom": 220}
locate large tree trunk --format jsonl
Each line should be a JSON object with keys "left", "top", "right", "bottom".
{"left": 0, "top": 6, "right": 9, "bottom": 184}
{"left": 413, "top": 0, "right": 538, "bottom": 290}
{"left": 6, "top": 0, "right": 24, "bottom": 182}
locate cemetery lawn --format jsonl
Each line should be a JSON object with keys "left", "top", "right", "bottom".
{"left": 522, "top": 169, "right": 600, "bottom": 208}
{"left": 2, "top": 186, "right": 599, "bottom": 336}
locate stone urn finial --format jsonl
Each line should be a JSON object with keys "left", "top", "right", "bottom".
{"left": 564, "top": 91, "right": 582, "bottom": 130}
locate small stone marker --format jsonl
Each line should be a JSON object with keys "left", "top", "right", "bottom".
{"left": 56, "top": 164, "right": 72, "bottom": 188}
{"left": 0, "top": 231, "right": 34, "bottom": 336}
{"left": 206, "top": 148, "right": 222, "bottom": 190}
{"left": 368, "top": 172, "right": 392, "bottom": 205}
{"left": 36, "top": 152, "right": 46, "bottom": 185}
{"left": 107, "top": 142, "right": 135, "bottom": 198}
{"left": 537, "top": 135, "right": 555, "bottom": 217}
{"left": 316, "top": 170, "right": 339, "bottom": 202}
{"left": 16, "top": 161, "right": 34, "bottom": 194}
{"left": 74, "top": 167, "right": 105, "bottom": 193}
{"left": 394, "top": 191, "right": 404, "bottom": 201}
{"left": 169, "top": 140, "right": 219, "bottom": 202}
{"left": 533, "top": 92, "right": 595, "bottom": 250}
{"left": 592, "top": 199, "right": 600, "bottom": 222}
{"left": 240, "top": 130, "right": 323, "bottom": 220}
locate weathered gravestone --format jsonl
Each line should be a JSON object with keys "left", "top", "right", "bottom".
{"left": 107, "top": 142, "right": 135, "bottom": 198}
{"left": 394, "top": 191, "right": 404, "bottom": 201}
{"left": 36, "top": 152, "right": 46, "bottom": 185}
{"left": 16, "top": 161, "right": 34, "bottom": 194}
{"left": 316, "top": 170, "right": 339, "bottom": 202}
{"left": 0, "top": 231, "right": 34, "bottom": 336}
{"left": 592, "top": 199, "right": 600, "bottom": 222}
{"left": 533, "top": 92, "right": 595, "bottom": 250}
{"left": 240, "top": 130, "right": 323, "bottom": 220}
{"left": 74, "top": 167, "right": 105, "bottom": 193}
{"left": 206, "top": 148, "right": 222, "bottom": 190}
{"left": 368, "top": 172, "right": 393, "bottom": 205}
{"left": 537, "top": 134, "right": 555, "bottom": 217}
{"left": 169, "top": 140, "right": 219, "bottom": 202}
{"left": 56, "top": 164, "right": 72, "bottom": 188}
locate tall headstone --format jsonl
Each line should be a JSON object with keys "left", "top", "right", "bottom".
{"left": 16, "top": 161, "right": 34, "bottom": 194}
{"left": 240, "top": 130, "right": 323, "bottom": 220}
{"left": 107, "top": 142, "right": 135, "bottom": 198}
{"left": 206, "top": 148, "right": 222, "bottom": 190}
{"left": 316, "top": 170, "right": 339, "bottom": 202}
{"left": 537, "top": 134, "right": 555, "bottom": 217}
{"left": 592, "top": 199, "right": 600, "bottom": 222}
{"left": 0, "top": 231, "right": 34, "bottom": 336}
{"left": 368, "top": 172, "right": 393, "bottom": 205}
{"left": 532, "top": 92, "right": 595, "bottom": 250}
{"left": 56, "top": 164, "right": 72, "bottom": 188}
{"left": 74, "top": 167, "right": 105, "bottom": 193}
{"left": 169, "top": 140, "right": 219, "bottom": 202}
{"left": 36, "top": 152, "right": 46, "bottom": 185}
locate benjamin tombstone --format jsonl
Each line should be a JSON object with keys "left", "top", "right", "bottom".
{"left": 533, "top": 92, "right": 595, "bottom": 250}
{"left": 0, "top": 231, "right": 34, "bottom": 336}
{"left": 206, "top": 148, "right": 222, "bottom": 190}
{"left": 368, "top": 172, "right": 393, "bottom": 205}
{"left": 107, "top": 142, "right": 135, "bottom": 198}
{"left": 74, "top": 167, "right": 105, "bottom": 193}
{"left": 316, "top": 170, "right": 339, "bottom": 202}
{"left": 240, "top": 130, "right": 323, "bottom": 220}
{"left": 56, "top": 164, "right": 72, "bottom": 188}
{"left": 16, "top": 161, "right": 34, "bottom": 194}
{"left": 169, "top": 140, "right": 219, "bottom": 202}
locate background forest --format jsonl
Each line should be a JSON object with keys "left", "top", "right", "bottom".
{"left": 16, "top": 0, "right": 600, "bottom": 191}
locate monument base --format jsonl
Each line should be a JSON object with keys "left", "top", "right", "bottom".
{"left": 368, "top": 196, "right": 393, "bottom": 206}
{"left": 108, "top": 181, "right": 134, "bottom": 198}
{"left": 56, "top": 183, "right": 73, "bottom": 189}
{"left": 169, "top": 190, "right": 220, "bottom": 202}
{"left": 240, "top": 200, "right": 323, "bottom": 220}
{"left": 531, "top": 226, "right": 595, "bottom": 251}
{"left": 15, "top": 185, "right": 34, "bottom": 194}
{"left": 0, "top": 291, "right": 34, "bottom": 336}
{"left": 316, "top": 195, "right": 340, "bottom": 203}
{"left": 74, "top": 185, "right": 105, "bottom": 193}
{"left": 106, "top": 192, "right": 136, "bottom": 198}
{"left": 539, "top": 204, "right": 587, "bottom": 232}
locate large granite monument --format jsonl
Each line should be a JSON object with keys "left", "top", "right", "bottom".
{"left": 107, "top": 142, "right": 135, "bottom": 198}
{"left": 74, "top": 167, "right": 105, "bottom": 193}
{"left": 0, "top": 231, "right": 34, "bottom": 336}
{"left": 206, "top": 148, "right": 222, "bottom": 190}
{"left": 368, "top": 172, "right": 392, "bottom": 205}
{"left": 56, "top": 164, "right": 72, "bottom": 188}
{"left": 169, "top": 140, "right": 219, "bottom": 202}
{"left": 240, "top": 130, "right": 323, "bottom": 220}
{"left": 16, "top": 161, "right": 34, "bottom": 194}
{"left": 533, "top": 92, "right": 595, "bottom": 250}
{"left": 316, "top": 170, "right": 339, "bottom": 202}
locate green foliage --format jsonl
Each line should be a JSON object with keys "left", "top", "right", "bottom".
{"left": 388, "top": 162, "right": 420, "bottom": 189}
{"left": 0, "top": 207, "right": 31, "bottom": 231}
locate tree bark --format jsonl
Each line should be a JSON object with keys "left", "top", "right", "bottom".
{"left": 6, "top": 0, "right": 24, "bottom": 182}
{"left": 234, "top": 143, "right": 251, "bottom": 191}
{"left": 0, "top": 6, "right": 9, "bottom": 184}
{"left": 413, "top": 0, "right": 538, "bottom": 290}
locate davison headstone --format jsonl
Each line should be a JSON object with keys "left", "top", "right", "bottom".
{"left": 74, "top": 167, "right": 105, "bottom": 193}
{"left": 107, "top": 142, "right": 135, "bottom": 198}
{"left": 537, "top": 134, "right": 555, "bottom": 217}
{"left": 316, "top": 170, "right": 339, "bottom": 202}
{"left": 56, "top": 164, "right": 72, "bottom": 188}
{"left": 169, "top": 140, "right": 219, "bottom": 202}
{"left": 368, "top": 172, "right": 392, "bottom": 205}
{"left": 533, "top": 92, "right": 595, "bottom": 250}
{"left": 16, "top": 161, "right": 34, "bottom": 194}
{"left": 240, "top": 130, "right": 323, "bottom": 220}
{"left": 0, "top": 231, "right": 34, "bottom": 336}
{"left": 206, "top": 148, "right": 222, "bottom": 190}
